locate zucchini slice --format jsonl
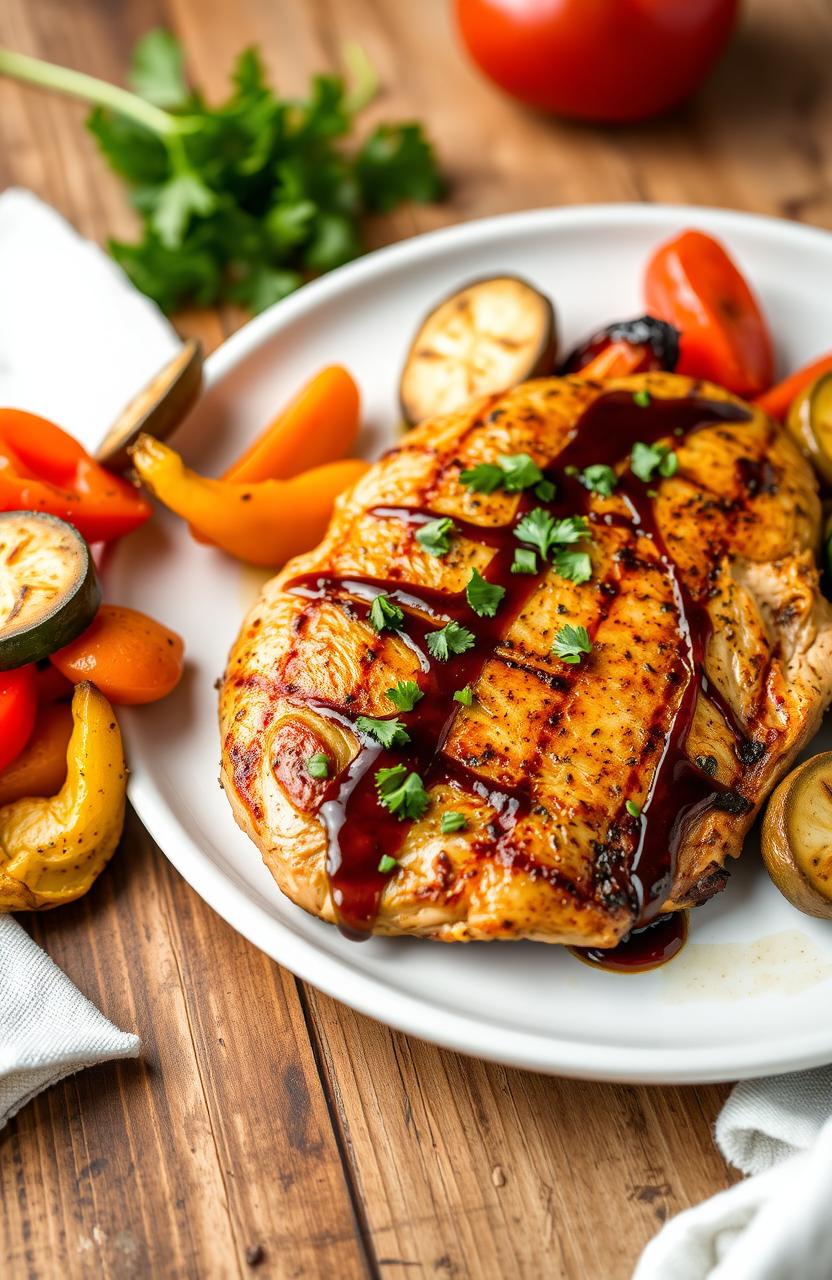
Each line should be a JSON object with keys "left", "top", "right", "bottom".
{"left": 96, "top": 338, "right": 204, "bottom": 473}
{"left": 399, "top": 276, "right": 557, "bottom": 425}
{"left": 0, "top": 512, "right": 101, "bottom": 669}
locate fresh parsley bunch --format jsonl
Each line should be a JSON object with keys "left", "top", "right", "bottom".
{"left": 0, "top": 32, "right": 443, "bottom": 314}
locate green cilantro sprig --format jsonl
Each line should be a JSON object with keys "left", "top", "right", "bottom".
{"left": 427, "top": 621, "right": 476, "bottom": 661}
{"left": 385, "top": 680, "right": 423, "bottom": 712}
{"left": 416, "top": 517, "right": 456, "bottom": 558}
{"left": 460, "top": 453, "right": 550, "bottom": 496}
{"left": 0, "top": 34, "right": 443, "bottom": 314}
{"left": 375, "top": 765, "right": 429, "bottom": 820}
{"left": 514, "top": 510, "right": 591, "bottom": 583}
{"left": 580, "top": 464, "right": 618, "bottom": 497}
{"left": 441, "top": 811, "right": 468, "bottom": 834}
{"left": 631, "top": 442, "right": 678, "bottom": 483}
{"left": 551, "top": 624, "right": 592, "bottom": 665}
{"left": 466, "top": 568, "right": 506, "bottom": 618}
{"left": 307, "top": 752, "right": 331, "bottom": 779}
{"left": 370, "top": 593, "right": 405, "bottom": 632}
{"left": 356, "top": 716, "right": 410, "bottom": 748}
{"left": 453, "top": 686, "right": 474, "bottom": 706}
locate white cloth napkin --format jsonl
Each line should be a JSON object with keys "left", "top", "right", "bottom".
{"left": 0, "top": 186, "right": 181, "bottom": 1126}
{"left": 634, "top": 1068, "right": 832, "bottom": 1279}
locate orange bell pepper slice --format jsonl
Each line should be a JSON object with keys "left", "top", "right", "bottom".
{"left": 51, "top": 605, "right": 185, "bottom": 706}
{"left": 0, "top": 409, "right": 151, "bottom": 543}
{"left": 754, "top": 352, "right": 832, "bottom": 422}
{"left": 132, "top": 433, "right": 368, "bottom": 567}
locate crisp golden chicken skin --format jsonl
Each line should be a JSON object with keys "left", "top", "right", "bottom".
{"left": 220, "top": 374, "right": 832, "bottom": 945}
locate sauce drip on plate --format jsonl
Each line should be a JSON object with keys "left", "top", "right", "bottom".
{"left": 571, "top": 911, "right": 688, "bottom": 973}
{"left": 283, "top": 389, "right": 752, "bottom": 949}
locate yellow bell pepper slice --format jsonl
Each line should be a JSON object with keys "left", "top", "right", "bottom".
{"left": 131, "top": 434, "right": 368, "bottom": 567}
{"left": 0, "top": 682, "right": 126, "bottom": 911}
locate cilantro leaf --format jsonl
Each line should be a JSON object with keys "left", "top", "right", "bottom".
{"left": 441, "top": 811, "right": 468, "bottom": 834}
{"left": 534, "top": 478, "right": 557, "bottom": 502}
{"left": 466, "top": 568, "right": 506, "bottom": 618}
{"left": 385, "top": 680, "right": 423, "bottom": 712}
{"left": 512, "top": 547, "right": 537, "bottom": 575}
{"left": 498, "top": 453, "right": 544, "bottom": 492}
{"left": 515, "top": 510, "right": 589, "bottom": 562}
{"left": 631, "top": 442, "right": 678, "bottom": 483}
{"left": 552, "top": 549, "right": 592, "bottom": 585}
{"left": 151, "top": 170, "right": 217, "bottom": 249}
{"left": 356, "top": 123, "right": 444, "bottom": 212}
{"left": 378, "top": 853, "right": 399, "bottom": 873}
{"left": 552, "top": 624, "right": 592, "bottom": 664}
{"left": 453, "top": 686, "right": 474, "bottom": 706}
{"left": 626, "top": 800, "right": 642, "bottom": 818}
{"left": 459, "top": 462, "right": 505, "bottom": 494}
{"left": 307, "top": 752, "right": 331, "bottom": 779}
{"left": 356, "top": 715, "right": 411, "bottom": 748}
{"left": 633, "top": 390, "right": 652, "bottom": 408}
{"left": 549, "top": 516, "right": 590, "bottom": 544}
{"left": 129, "top": 29, "right": 189, "bottom": 109}
{"left": 427, "top": 621, "right": 476, "bottom": 661}
{"left": 416, "top": 516, "right": 456, "bottom": 558}
{"left": 369, "top": 593, "right": 405, "bottom": 632}
{"left": 580, "top": 464, "right": 618, "bottom": 497}
{"left": 375, "top": 765, "right": 429, "bottom": 820}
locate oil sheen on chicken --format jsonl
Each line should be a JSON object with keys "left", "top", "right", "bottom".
{"left": 220, "top": 373, "right": 832, "bottom": 945}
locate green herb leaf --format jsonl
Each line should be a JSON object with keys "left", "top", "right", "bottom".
{"left": 453, "top": 685, "right": 474, "bottom": 706}
{"left": 552, "top": 549, "right": 592, "bottom": 585}
{"left": 356, "top": 715, "right": 411, "bottom": 748}
{"left": 511, "top": 547, "right": 538, "bottom": 575}
{"left": 580, "top": 464, "right": 618, "bottom": 497}
{"left": 151, "top": 170, "right": 217, "bottom": 249}
{"left": 378, "top": 853, "right": 399, "bottom": 873}
{"left": 129, "top": 29, "right": 189, "bottom": 109}
{"left": 356, "top": 123, "right": 444, "bottom": 213}
{"left": 385, "top": 680, "right": 423, "bottom": 712}
{"left": 466, "top": 568, "right": 506, "bottom": 618}
{"left": 515, "top": 509, "right": 590, "bottom": 562}
{"left": 375, "top": 765, "right": 429, "bottom": 820}
{"left": 459, "top": 462, "right": 505, "bottom": 494}
{"left": 427, "top": 621, "right": 476, "bottom": 662}
{"left": 625, "top": 799, "right": 642, "bottom": 818}
{"left": 369, "top": 593, "right": 405, "bottom": 632}
{"left": 307, "top": 752, "right": 331, "bottom": 779}
{"left": 552, "top": 624, "right": 592, "bottom": 665}
{"left": 633, "top": 390, "right": 652, "bottom": 408}
{"left": 498, "top": 453, "right": 544, "bottom": 492}
{"left": 534, "top": 478, "right": 557, "bottom": 502}
{"left": 416, "top": 516, "right": 456, "bottom": 558}
{"left": 441, "top": 811, "right": 468, "bottom": 834}
{"left": 631, "top": 441, "right": 678, "bottom": 483}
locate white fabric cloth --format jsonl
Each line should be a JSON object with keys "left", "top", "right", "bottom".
{"left": 634, "top": 1068, "right": 832, "bottom": 1279}
{"left": 0, "top": 187, "right": 180, "bottom": 1126}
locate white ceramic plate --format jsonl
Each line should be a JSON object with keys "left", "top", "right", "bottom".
{"left": 108, "top": 205, "right": 832, "bottom": 1084}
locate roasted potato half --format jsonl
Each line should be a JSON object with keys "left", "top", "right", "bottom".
{"left": 761, "top": 752, "right": 832, "bottom": 918}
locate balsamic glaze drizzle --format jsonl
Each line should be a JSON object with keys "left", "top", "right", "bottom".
{"left": 283, "top": 390, "right": 752, "bottom": 949}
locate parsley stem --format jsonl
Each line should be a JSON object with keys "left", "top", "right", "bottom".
{"left": 0, "top": 48, "right": 198, "bottom": 139}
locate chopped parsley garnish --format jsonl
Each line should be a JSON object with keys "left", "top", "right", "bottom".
{"left": 552, "top": 549, "right": 592, "bottom": 585}
{"left": 466, "top": 568, "right": 506, "bottom": 617}
{"left": 625, "top": 800, "right": 642, "bottom": 818}
{"left": 378, "top": 854, "right": 399, "bottom": 873}
{"left": 630, "top": 441, "right": 678, "bottom": 483}
{"left": 306, "top": 752, "right": 331, "bottom": 779}
{"left": 356, "top": 715, "right": 411, "bottom": 748}
{"left": 375, "top": 765, "right": 429, "bottom": 820}
{"left": 460, "top": 453, "right": 544, "bottom": 494}
{"left": 453, "top": 685, "right": 474, "bottom": 706}
{"left": 580, "top": 464, "right": 618, "bottom": 497}
{"left": 512, "top": 547, "right": 538, "bottom": 575}
{"left": 426, "top": 620, "right": 476, "bottom": 661}
{"left": 369, "top": 592, "right": 405, "bottom": 632}
{"left": 515, "top": 509, "right": 590, "bottom": 563}
{"left": 385, "top": 680, "right": 423, "bottom": 712}
{"left": 416, "top": 516, "right": 456, "bottom": 558}
{"left": 551, "top": 624, "right": 592, "bottom": 665}
{"left": 441, "top": 811, "right": 468, "bottom": 834}
{"left": 633, "top": 390, "right": 652, "bottom": 408}
{"left": 534, "top": 478, "right": 557, "bottom": 502}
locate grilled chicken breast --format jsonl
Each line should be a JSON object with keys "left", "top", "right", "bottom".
{"left": 220, "top": 373, "right": 832, "bottom": 945}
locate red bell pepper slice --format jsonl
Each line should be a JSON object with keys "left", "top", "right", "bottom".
{"left": 0, "top": 409, "right": 151, "bottom": 543}
{"left": 0, "top": 663, "right": 38, "bottom": 773}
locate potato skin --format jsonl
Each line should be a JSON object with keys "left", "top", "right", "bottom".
{"left": 762, "top": 753, "right": 832, "bottom": 919}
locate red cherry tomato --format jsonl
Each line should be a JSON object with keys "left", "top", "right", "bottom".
{"left": 0, "top": 664, "right": 38, "bottom": 773}
{"left": 645, "top": 230, "right": 775, "bottom": 397}
{"left": 454, "top": 0, "right": 739, "bottom": 123}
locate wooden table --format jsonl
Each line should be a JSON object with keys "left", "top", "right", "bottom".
{"left": 1, "top": 1, "right": 831, "bottom": 1275}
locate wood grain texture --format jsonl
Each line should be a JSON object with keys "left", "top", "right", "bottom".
{"left": 1, "top": 0, "right": 831, "bottom": 1276}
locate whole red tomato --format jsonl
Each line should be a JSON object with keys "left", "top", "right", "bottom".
{"left": 454, "top": 0, "right": 739, "bottom": 123}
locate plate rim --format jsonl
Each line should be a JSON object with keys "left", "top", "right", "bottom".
{"left": 119, "top": 202, "right": 832, "bottom": 1083}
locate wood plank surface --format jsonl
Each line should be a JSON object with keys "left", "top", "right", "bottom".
{"left": 1, "top": 0, "right": 831, "bottom": 1276}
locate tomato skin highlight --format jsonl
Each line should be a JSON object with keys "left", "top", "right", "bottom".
{"left": 644, "top": 230, "right": 774, "bottom": 397}
{"left": 0, "top": 663, "right": 38, "bottom": 772}
{"left": 51, "top": 605, "right": 184, "bottom": 706}
{"left": 454, "top": 0, "right": 739, "bottom": 124}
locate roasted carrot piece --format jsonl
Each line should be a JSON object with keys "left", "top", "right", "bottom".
{"left": 755, "top": 353, "right": 832, "bottom": 422}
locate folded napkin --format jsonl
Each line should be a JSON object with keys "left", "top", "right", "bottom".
{"left": 0, "top": 186, "right": 181, "bottom": 1127}
{"left": 634, "top": 1067, "right": 832, "bottom": 1279}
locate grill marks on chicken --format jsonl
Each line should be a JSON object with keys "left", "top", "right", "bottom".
{"left": 220, "top": 374, "right": 832, "bottom": 945}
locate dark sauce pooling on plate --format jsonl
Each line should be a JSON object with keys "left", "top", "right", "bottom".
{"left": 571, "top": 911, "right": 688, "bottom": 973}
{"left": 283, "top": 389, "right": 752, "bottom": 952}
